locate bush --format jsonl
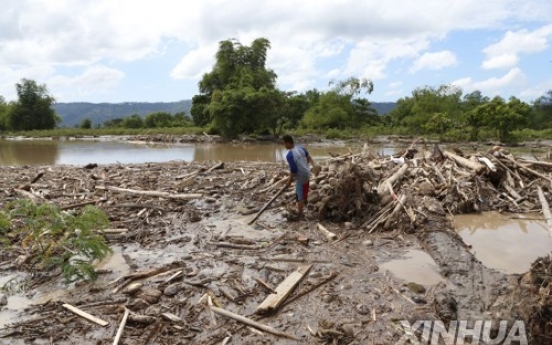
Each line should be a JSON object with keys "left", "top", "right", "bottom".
{"left": 0, "top": 200, "right": 111, "bottom": 283}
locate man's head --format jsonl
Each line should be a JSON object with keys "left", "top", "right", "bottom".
{"left": 282, "top": 135, "right": 294, "bottom": 149}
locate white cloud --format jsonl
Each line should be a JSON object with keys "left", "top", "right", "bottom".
{"left": 48, "top": 65, "right": 125, "bottom": 102}
{"left": 1, "top": 0, "right": 552, "bottom": 102}
{"left": 171, "top": 45, "right": 218, "bottom": 80}
{"left": 452, "top": 68, "right": 527, "bottom": 96}
{"left": 410, "top": 51, "right": 458, "bottom": 73}
{"left": 519, "top": 79, "right": 552, "bottom": 101}
{"left": 482, "top": 24, "right": 552, "bottom": 69}
{"left": 481, "top": 54, "right": 519, "bottom": 69}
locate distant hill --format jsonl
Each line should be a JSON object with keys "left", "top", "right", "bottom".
{"left": 53, "top": 100, "right": 396, "bottom": 127}
{"left": 371, "top": 102, "right": 397, "bottom": 115}
{"left": 53, "top": 100, "right": 193, "bottom": 127}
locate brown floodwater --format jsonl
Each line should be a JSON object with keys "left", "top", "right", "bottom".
{"left": 454, "top": 212, "right": 552, "bottom": 274}
{"left": 380, "top": 249, "right": 444, "bottom": 285}
{"left": 0, "top": 138, "right": 397, "bottom": 167}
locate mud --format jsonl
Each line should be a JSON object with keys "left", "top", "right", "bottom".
{"left": 0, "top": 139, "right": 551, "bottom": 344}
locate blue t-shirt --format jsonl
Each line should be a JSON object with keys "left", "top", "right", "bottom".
{"left": 286, "top": 146, "right": 310, "bottom": 182}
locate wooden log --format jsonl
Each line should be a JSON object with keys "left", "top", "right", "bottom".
{"left": 377, "top": 163, "right": 409, "bottom": 196}
{"left": 248, "top": 185, "right": 287, "bottom": 225}
{"left": 519, "top": 159, "right": 552, "bottom": 169}
{"left": 97, "top": 185, "right": 202, "bottom": 200}
{"left": 13, "top": 188, "right": 40, "bottom": 200}
{"left": 212, "top": 306, "right": 300, "bottom": 340}
{"left": 62, "top": 303, "right": 108, "bottom": 327}
{"left": 112, "top": 308, "right": 130, "bottom": 345}
{"left": 537, "top": 187, "right": 552, "bottom": 236}
{"left": 317, "top": 223, "right": 338, "bottom": 241}
{"left": 501, "top": 155, "right": 552, "bottom": 184}
{"left": 255, "top": 264, "right": 312, "bottom": 314}
{"left": 443, "top": 151, "right": 485, "bottom": 173}
{"left": 477, "top": 157, "right": 496, "bottom": 172}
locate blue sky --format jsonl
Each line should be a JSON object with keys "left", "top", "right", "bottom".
{"left": 1, "top": 0, "right": 551, "bottom": 104}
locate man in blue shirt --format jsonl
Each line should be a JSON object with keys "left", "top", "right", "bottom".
{"left": 283, "top": 135, "right": 317, "bottom": 220}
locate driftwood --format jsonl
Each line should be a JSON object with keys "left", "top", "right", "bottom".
{"left": 113, "top": 308, "right": 130, "bottom": 345}
{"left": 211, "top": 306, "right": 301, "bottom": 340}
{"left": 444, "top": 150, "right": 485, "bottom": 173}
{"left": 317, "top": 223, "right": 338, "bottom": 241}
{"left": 537, "top": 187, "right": 552, "bottom": 237}
{"left": 501, "top": 155, "right": 552, "bottom": 183}
{"left": 62, "top": 303, "right": 108, "bottom": 327}
{"left": 97, "top": 185, "right": 202, "bottom": 200}
{"left": 255, "top": 264, "right": 312, "bottom": 314}
{"left": 377, "top": 163, "right": 408, "bottom": 196}
{"left": 248, "top": 184, "right": 287, "bottom": 225}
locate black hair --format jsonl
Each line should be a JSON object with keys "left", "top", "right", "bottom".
{"left": 282, "top": 135, "right": 294, "bottom": 145}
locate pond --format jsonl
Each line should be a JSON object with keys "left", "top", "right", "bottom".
{"left": 0, "top": 137, "right": 397, "bottom": 167}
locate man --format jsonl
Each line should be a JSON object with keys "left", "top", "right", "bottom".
{"left": 283, "top": 135, "right": 317, "bottom": 220}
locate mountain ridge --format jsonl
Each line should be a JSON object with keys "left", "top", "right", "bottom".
{"left": 53, "top": 100, "right": 396, "bottom": 127}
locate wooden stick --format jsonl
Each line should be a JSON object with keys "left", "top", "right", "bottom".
{"left": 211, "top": 306, "right": 300, "bottom": 340}
{"left": 537, "top": 187, "right": 552, "bottom": 236}
{"left": 255, "top": 264, "right": 312, "bottom": 314}
{"left": 254, "top": 277, "right": 277, "bottom": 294}
{"left": 113, "top": 308, "right": 130, "bottom": 345}
{"left": 62, "top": 303, "right": 108, "bottom": 327}
{"left": 248, "top": 185, "right": 287, "bottom": 225}
{"left": 317, "top": 223, "right": 338, "bottom": 241}
{"left": 60, "top": 199, "right": 102, "bottom": 210}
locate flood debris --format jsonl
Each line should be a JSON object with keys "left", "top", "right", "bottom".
{"left": 0, "top": 140, "right": 551, "bottom": 344}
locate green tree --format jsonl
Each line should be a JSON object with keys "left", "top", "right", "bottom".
{"left": 387, "top": 84, "right": 463, "bottom": 134}
{"left": 79, "top": 118, "right": 92, "bottom": 129}
{"left": 530, "top": 90, "right": 552, "bottom": 129}
{"left": 103, "top": 118, "right": 124, "bottom": 128}
{"left": 473, "top": 96, "right": 530, "bottom": 143}
{"left": 172, "top": 112, "right": 192, "bottom": 127}
{"left": 144, "top": 111, "right": 173, "bottom": 128}
{"left": 0, "top": 96, "right": 10, "bottom": 131}
{"left": 7, "top": 79, "right": 59, "bottom": 131}
{"left": 462, "top": 90, "right": 490, "bottom": 141}
{"left": 193, "top": 38, "right": 279, "bottom": 137}
{"left": 121, "top": 114, "right": 144, "bottom": 128}
{"left": 300, "top": 77, "right": 375, "bottom": 129}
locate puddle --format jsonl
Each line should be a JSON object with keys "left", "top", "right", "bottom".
{"left": 96, "top": 251, "right": 131, "bottom": 276}
{"left": 379, "top": 249, "right": 444, "bottom": 285}
{"left": 454, "top": 212, "right": 552, "bottom": 274}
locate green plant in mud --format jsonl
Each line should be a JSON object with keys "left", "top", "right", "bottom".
{"left": 1, "top": 199, "right": 111, "bottom": 283}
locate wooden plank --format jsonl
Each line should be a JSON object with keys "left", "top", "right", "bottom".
{"left": 62, "top": 303, "right": 108, "bottom": 327}
{"left": 255, "top": 264, "right": 312, "bottom": 314}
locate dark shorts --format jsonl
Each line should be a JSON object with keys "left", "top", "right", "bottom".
{"left": 295, "top": 182, "right": 309, "bottom": 202}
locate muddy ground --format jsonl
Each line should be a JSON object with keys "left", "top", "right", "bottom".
{"left": 0, "top": 137, "right": 551, "bottom": 345}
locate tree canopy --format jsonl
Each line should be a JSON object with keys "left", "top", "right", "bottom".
{"left": 7, "top": 79, "right": 59, "bottom": 131}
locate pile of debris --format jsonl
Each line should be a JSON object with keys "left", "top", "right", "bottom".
{"left": 1, "top": 139, "right": 552, "bottom": 344}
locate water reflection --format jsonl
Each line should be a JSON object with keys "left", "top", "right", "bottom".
{"left": 454, "top": 212, "right": 552, "bottom": 274}
{"left": 0, "top": 139, "right": 367, "bottom": 166}
{"left": 0, "top": 139, "right": 60, "bottom": 166}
